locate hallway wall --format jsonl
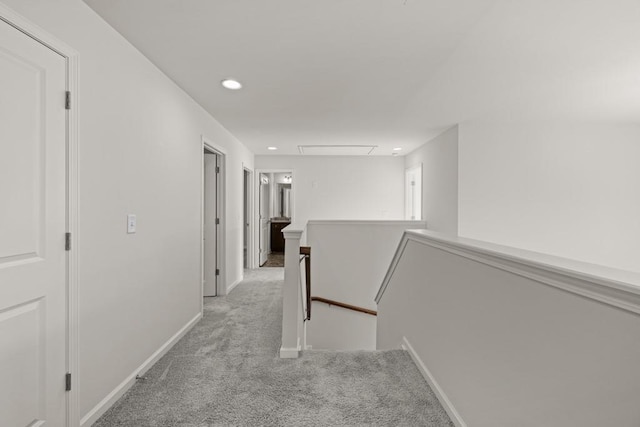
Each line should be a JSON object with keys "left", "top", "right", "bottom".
{"left": 0, "top": 0, "right": 253, "bottom": 422}
{"left": 405, "top": 126, "right": 458, "bottom": 235}
{"left": 255, "top": 155, "right": 405, "bottom": 225}
{"left": 459, "top": 121, "right": 640, "bottom": 273}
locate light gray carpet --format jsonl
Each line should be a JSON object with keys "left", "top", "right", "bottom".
{"left": 95, "top": 268, "right": 453, "bottom": 426}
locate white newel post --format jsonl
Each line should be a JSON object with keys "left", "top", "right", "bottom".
{"left": 280, "top": 224, "right": 304, "bottom": 358}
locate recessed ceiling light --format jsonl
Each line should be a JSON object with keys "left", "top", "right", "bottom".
{"left": 393, "top": 147, "right": 402, "bottom": 151}
{"left": 221, "top": 79, "right": 242, "bottom": 90}
{"left": 267, "top": 146, "right": 278, "bottom": 150}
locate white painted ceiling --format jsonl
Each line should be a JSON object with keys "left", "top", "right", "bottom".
{"left": 85, "top": 0, "right": 640, "bottom": 155}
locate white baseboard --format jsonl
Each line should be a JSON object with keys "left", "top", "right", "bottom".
{"left": 402, "top": 336, "right": 467, "bottom": 427}
{"left": 279, "top": 337, "right": 301, "bottom": 358}
{"left": 80, "top": 312, "right": 202, "bottom": 426}
{"left": 226, "top": 277, "right": 242, "bottom": 294}
{"left": 279, "top": 346, "right": 300, "bottom": 358}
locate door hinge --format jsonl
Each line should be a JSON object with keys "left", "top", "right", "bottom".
{"left": 216, "top": 166, "right": 220, "bottom": 173}
{"left": 215, "top": 218, "right": 220, "bottom": 225}
{"left": 65, "top": 91, "right": 71, "bottom": 110}
{"left": 65, "top": 232, "right": 71, "bottom": 251}
{"left": 215, "top": 268, "right": 220, "bottom": 276}
{"left": 65, "top": 373, "right": 72, "bottom": 391}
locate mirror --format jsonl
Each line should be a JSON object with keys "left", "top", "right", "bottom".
{"left": 277, "top": 183, "right": 291, "bottom": 218}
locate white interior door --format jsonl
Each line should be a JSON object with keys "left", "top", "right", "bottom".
{"left": 0, "top": 19, "right": 68, "bottom": 426}
{"left": 259, "top": 176, "right": 269, "bottom": 266}
{"left": 203, "top": 153, "right": 218, "bottom": 296}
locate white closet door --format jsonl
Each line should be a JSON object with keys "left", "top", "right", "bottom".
{"left": 0, "top": 19, "right": 68, "bottom": 427}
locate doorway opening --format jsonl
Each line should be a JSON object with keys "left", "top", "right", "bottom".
{"left": 243, "top": 167, "right": 252, "bottom": 269}
{"left": 256, "top": 170, "right": 293, "bottom": 268}
{"left": 202, "top": 141, "right": 225, "bottom": 297}
{"left": 405, "top": 164, "right": 422, "bottom": 220}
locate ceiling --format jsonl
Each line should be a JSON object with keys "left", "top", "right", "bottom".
{"left": 85, "top": 0, "right": 640, "bottom": 156}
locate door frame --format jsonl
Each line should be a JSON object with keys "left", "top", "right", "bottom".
{"left": 201, "top": 136, "right": 226, "bottom": 304}
{"left": 203, "top": 151, "right": 219, "bottom": 298}
{"left": 253, "top": 169, "right": 295, "bottom": 268}
{"left": 242, "top": 165, "right": 254, "bottom": 270}
{"left": 0, "top": 4, "right": 80, "bottom": 426}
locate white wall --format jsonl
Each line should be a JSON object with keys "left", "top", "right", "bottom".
{"left": 0, "top": 0, "right": 253, "bottom": 421}
{"left": 459, "top": 121, "right": 640, "bottom": 273}
{"left": 255, "top": 155, "right": 405, "bottom": 225}
{"left": 405, "top": 126, "right": 458, "bottom": 235}
{"left": 377, "top": 230, "right": 640, "bottom": 426}
{"left": 306, "top": 220, "right": 426, "bottom": 350}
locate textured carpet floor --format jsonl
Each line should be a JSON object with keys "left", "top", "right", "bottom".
{"left": 95, "top": 268, "right": 453, "bottom": 426}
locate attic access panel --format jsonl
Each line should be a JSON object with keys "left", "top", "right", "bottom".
{"left": 298, "top": 145, "right": 377, "bottom": 156}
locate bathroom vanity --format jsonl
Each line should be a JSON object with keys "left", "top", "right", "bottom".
{"left": 270, "top": 218, "right": 291, "bottom": 252}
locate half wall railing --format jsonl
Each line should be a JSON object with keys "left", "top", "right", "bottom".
{"left": 280, "top": 220, "right": 426, "bottom": 356}
{"left": 375, "top": 229, "right": 640, "bottom": 427}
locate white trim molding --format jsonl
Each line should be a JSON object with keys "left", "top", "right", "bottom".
{"left": 242, "top": 164, "right": 254, "bottom": 270}
{"left": 80, "top": 313, "right": 202, "bottom": 426}
{"left": 402, "top": 337, "right": 466, "bottom": 427}
{"left": 376, "top": 230, "right": 640, "bottom": 315}
{"left": 307, "top": 220, "right": 427, "bottom": 227}
{"left": 282, "top": 223, "right": 305, "bottom": 239}
{"left": 201, "top": 135, "right": 227, "bottom": 297}
{"left": 226, "top": 277, "right": 242, "bottom": 295}
{"left": 280, "top": 223, "right": 305, "bottom": 358}
{"left": 375, "top": 236, "right": 410, "bottom": 303}
{"left": 279, "top": 338, "right": 301, "bottom": 359}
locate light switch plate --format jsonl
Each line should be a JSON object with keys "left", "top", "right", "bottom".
{"left": 127, "top": 214, "right": 136, "bottom": 234}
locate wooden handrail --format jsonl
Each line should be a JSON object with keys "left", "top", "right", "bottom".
{"left": 310, "top": 296, "right": 377, "bottom": 316}
{"left": 297, "top": 246, "right": 376, "bottom": 318}
{"left": 300, "top": 246, "right": 311, "bottom": 320}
